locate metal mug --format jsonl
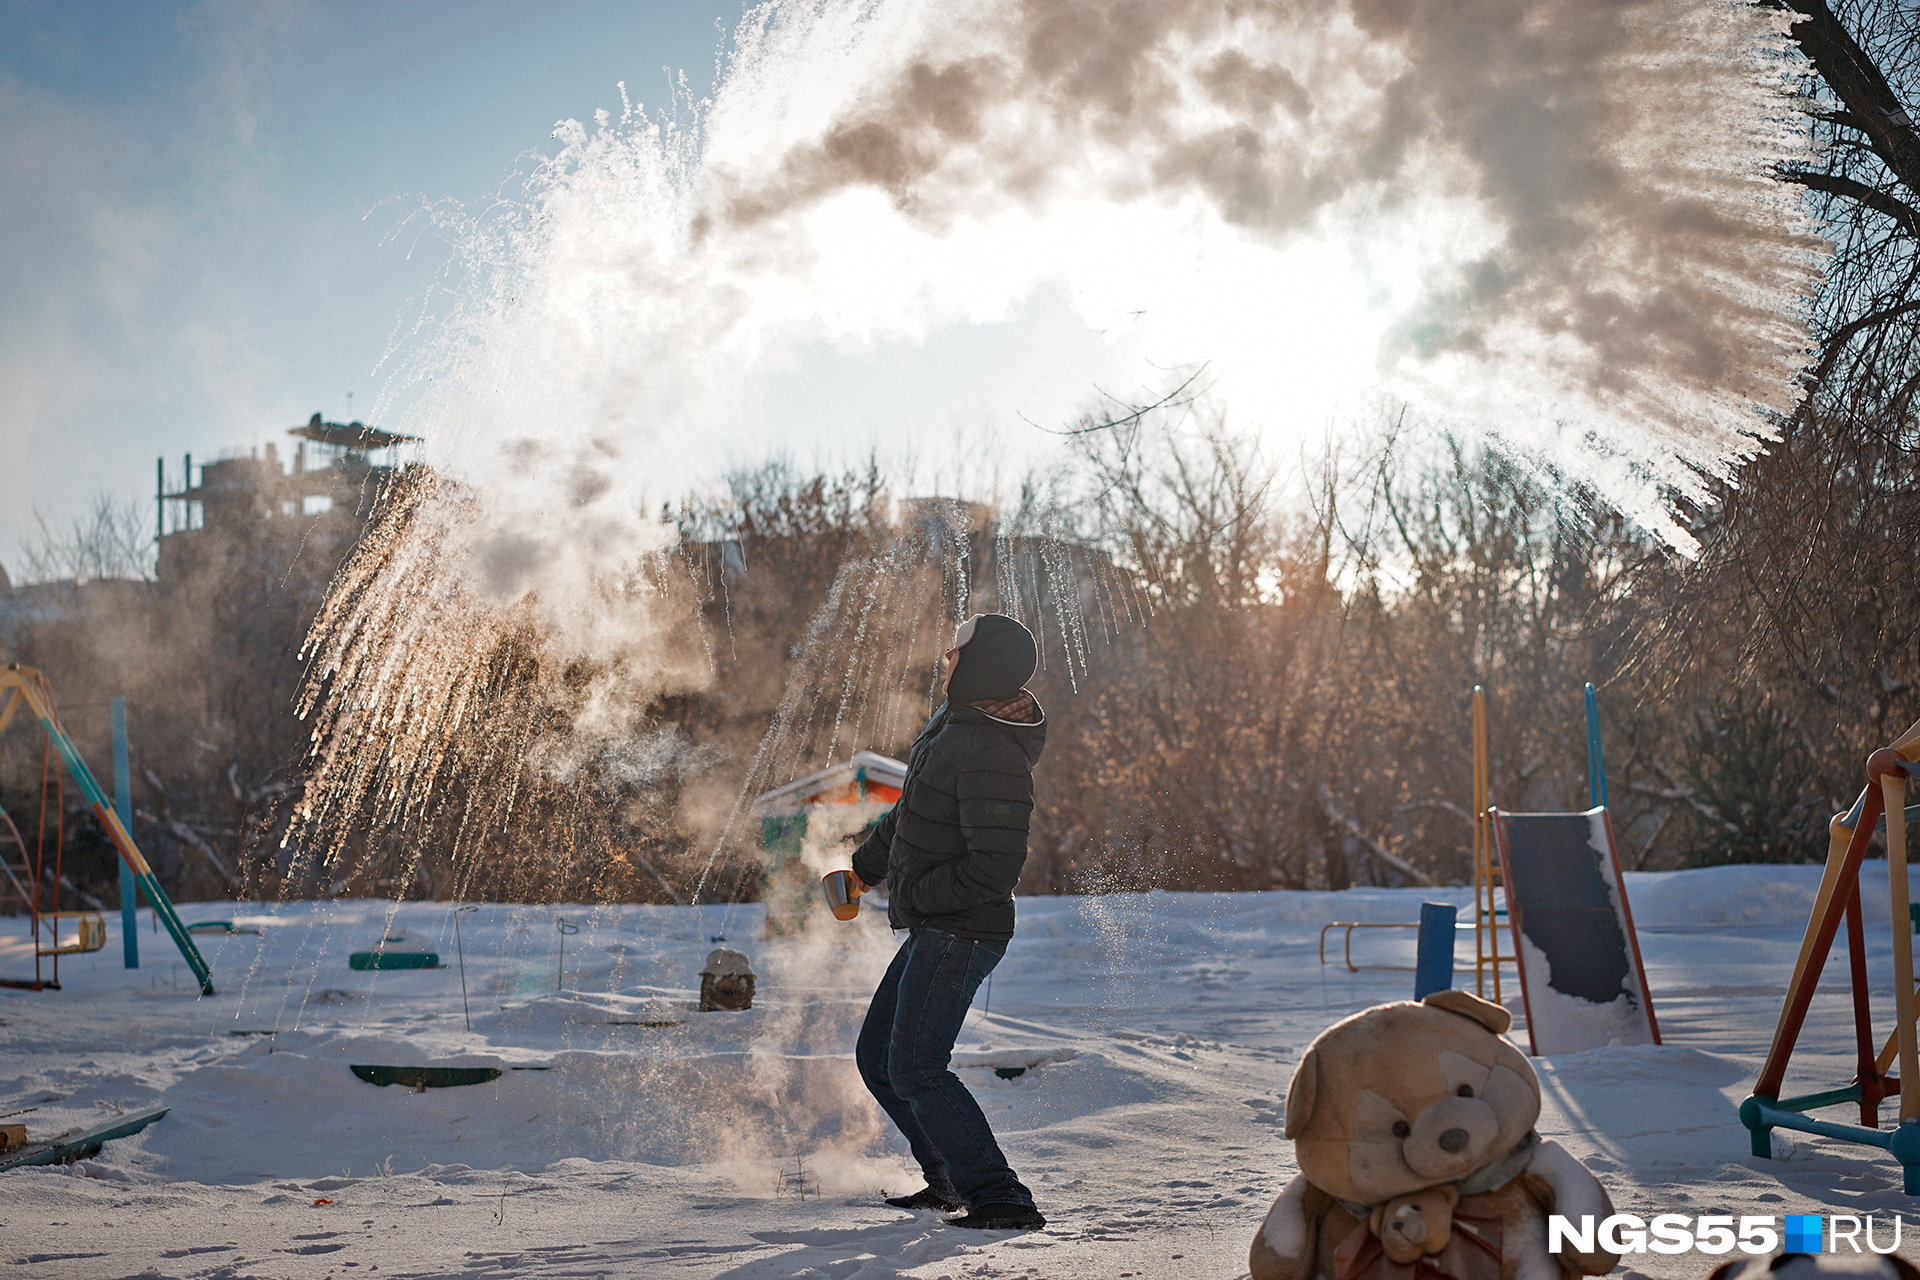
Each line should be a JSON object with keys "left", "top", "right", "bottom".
{"left": 822, "top": 869, "right": 864, "bottom": 921}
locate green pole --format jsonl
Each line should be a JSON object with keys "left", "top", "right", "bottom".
{"left": 35, "top": 710, "right": 212, "bottom": 994}
{"left": 112, "top": 697, "right": 139, "bottom": 968}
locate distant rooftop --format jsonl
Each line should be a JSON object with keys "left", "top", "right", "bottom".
{"left": 288, "top": 413, "right": 418, "bottom": 451}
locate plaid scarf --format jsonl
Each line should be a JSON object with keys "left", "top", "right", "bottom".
{"left": 969, "top": 689, "right": 1039, "bottom": 724}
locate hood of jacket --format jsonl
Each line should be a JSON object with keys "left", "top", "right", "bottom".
{"left": 946, "top": 694, "right": 1046, "bottom": 767}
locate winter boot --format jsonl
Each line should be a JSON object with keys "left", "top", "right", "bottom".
{"left": 885, "top": 1186, "right": 966, "bottom": 1212}
{"left": 944, "top": 1202, "right": 1045, "bottom": 1230}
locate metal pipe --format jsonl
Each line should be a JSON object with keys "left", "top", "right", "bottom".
{"left": 112, "top": 697, "right": 137, "bottom": 969}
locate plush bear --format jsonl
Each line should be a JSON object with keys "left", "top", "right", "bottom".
{"left": 1250, "top": 990, "right": 1620, "bottom": 1280}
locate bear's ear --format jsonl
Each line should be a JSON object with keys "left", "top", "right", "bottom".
{"left": 1283, "top": 1048, "right": 1317, "bottom": 1139}
{"left": 1422, "top": 989, "right": 1511, "bottom": 1034}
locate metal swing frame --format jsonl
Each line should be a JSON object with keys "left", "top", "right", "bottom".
{"left": 0, "top": 665, "right": 214, "bottom": 995}
{"left": 1741, "top": 719, "right": 1920, "bottom": 1192}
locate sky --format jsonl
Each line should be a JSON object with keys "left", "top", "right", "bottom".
{"left": 0, "top": 1, "right": 772, "bottom": 577}
{"left": 1, "top": 0, "right": 1823, "bottom": 583}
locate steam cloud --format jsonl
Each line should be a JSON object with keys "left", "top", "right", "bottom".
{"left": 385, "top": 0, "right": 1819, "bottom": 568}
{"left": 690, "top": 0, "right": 1822, "bottom": 546}
{"left": 305, "top": 0, "right": 1824, "bottom": 865}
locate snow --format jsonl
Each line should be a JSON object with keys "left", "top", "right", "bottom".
{"left": 4, "top": 864, "right": 1919, "bottom": 1277}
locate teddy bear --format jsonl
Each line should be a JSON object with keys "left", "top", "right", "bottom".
{"left": 1250, "top": 989, "right": 1620, "bottom": 1280}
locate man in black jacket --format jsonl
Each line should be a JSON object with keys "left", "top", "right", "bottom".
{"left": 850, "top": 612, "right": 1047, "bottom": 1232}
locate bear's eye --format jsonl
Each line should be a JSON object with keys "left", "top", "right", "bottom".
{"left": 1457, "top": 1085, "right": 1474, "bottom": 1098}
{"left": 1391, "top": 1120, "right": 1411, "bottom": 1138}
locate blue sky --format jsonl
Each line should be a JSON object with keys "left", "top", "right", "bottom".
{"left": 0, "top": 1, "right": 743, "bottom": 575}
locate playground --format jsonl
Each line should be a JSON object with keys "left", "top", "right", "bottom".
{"left": 3, "top": 832, "right": 1920, "bottom": 1280}
{"left": 4, "top": 664, "right": 1920, "bottom": 1275}
{"left": 1, "top": 866, "right": 1913, "bottom": 1278}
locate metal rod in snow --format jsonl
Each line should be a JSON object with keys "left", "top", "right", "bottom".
{"left": 556, "top": 917, "right": 578, "bottom": 990}
{"left": 455, "top": 905, "right": 477, "bottom": 1031}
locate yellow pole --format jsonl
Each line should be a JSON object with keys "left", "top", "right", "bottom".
{"left": 1767, "top": 804, "right": 1860, "bottom": 1053}
{"left": 1472, "top": 687, "right": 1499, "bottom": 1003}
{"left": 1874, "top": 981, "right": 1920, "bottom": 1075}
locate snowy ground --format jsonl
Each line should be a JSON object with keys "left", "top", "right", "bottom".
{"left": 4, "top": 863, "right": 1919, "bottom": 1278}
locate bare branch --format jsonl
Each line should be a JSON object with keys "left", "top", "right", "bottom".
{"left": 1028, "top": 366, "right": 1211, "bottom": 437}
{"left": 1777, "top": 166, "right": 1920, "bottom": 236}
{"left": 1399, "top": 798, "right": 1474, "bottom": 824}
{"left": 1775, "top": 0, "right": 1920, "bottom": 198}
{"left": 1318, "top": 783, "right": 1435, "bottom": 886}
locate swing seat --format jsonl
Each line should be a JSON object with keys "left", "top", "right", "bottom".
{"left": 38, "top": 911, "right": 106, "bottom": 956}
{"left": 348, "top": 950, "right": 440, "bottom": 970}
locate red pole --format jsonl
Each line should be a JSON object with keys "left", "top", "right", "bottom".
{"left": 1602, "top": 808, "right": 1659, "bottom": 1043}
{"left": 1489, "top": 811, "right": 1541, "bottom": 1056}
{"left": 1844, "top": 883, "right": 1882, "bottom": 1124}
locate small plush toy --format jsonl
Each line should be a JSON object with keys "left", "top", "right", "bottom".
{"left": 1250, "top": 990, "right": 1620, "bottom": 1280}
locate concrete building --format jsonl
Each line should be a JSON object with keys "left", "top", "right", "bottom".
{"left": 156, "top": 414, "right": 416, "bottom": 588}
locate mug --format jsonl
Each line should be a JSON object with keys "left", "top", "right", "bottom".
{"left": 822, "top": 869, "right": 865, "bottom": 921}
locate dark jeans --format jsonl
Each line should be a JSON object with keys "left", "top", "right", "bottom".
{"left": 856, "top": 927, "right": 1034, "bottom": 1209}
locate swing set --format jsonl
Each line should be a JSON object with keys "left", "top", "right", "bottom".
{"left": 0, "top": 664, "right": 214, "bottom": 995}
{"left": 1741, "top": 717, "right": 1920, "bottom": 1192}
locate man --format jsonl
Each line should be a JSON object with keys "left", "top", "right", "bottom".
{"left": 850, "top": 612, "right": 1048, "bottom": 1231}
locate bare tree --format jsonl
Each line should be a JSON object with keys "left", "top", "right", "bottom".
{"left": 1630, "top": 1, "right": 1920, "bottom": 811}
{"left": 20, "top": 494, "right": 154, "bottom": 584}
{"left": 1772, "top": 0, "right": 1920, "bottom": 421}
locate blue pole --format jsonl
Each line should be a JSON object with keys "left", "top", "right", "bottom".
{"left": 1414, "top": 902, "right": 1457, "bottom": 1000}
{"left": 1584, "top": 682, "right": 1609, "bottom": 810}
{"left": 112, "top": 697, "right": 139, "bottom": 968}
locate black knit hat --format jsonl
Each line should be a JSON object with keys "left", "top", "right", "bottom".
{"left": 946, "top": 613, "right": 1037, "bottom": 704}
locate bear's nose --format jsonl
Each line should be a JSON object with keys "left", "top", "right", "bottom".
{"left": 1438, "top": 1128, "right": 1470, "bottom": 1153}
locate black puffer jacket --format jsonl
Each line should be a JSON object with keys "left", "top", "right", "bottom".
{"left": 851, "top": 698, "right": 1047, "bottom": 942}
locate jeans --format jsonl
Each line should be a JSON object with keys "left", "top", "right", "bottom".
{"left": 856, "top": 927, "right": 1034, "bottom": 1209}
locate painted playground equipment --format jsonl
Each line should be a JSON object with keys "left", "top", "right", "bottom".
{"left": 1742, "top": 718, "right": 1920, "bottom": 1193}
{"left": 0, "top": 1105, "right": 172, "bottom": 1172}
{"left": 1468, "top": 685, "right": 1512, "bottom": 1001}
{"left": 1488, "top": 805, "right": 1660, "bottom": 1055}
{"left": 0, "top": 664, "right": 214, "bottom": 994}
{"left": 750, "top": 749, "right": 904, "bottom": 937}
{"left": 1487, "top": 682, "right": 1659, "bottom": 1055}
{"left": 1317, "top": 682, "right": 1657, "bottom": 1054}
{"left": 1312, "top": 686, "right": 1528, "bottom": 996}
